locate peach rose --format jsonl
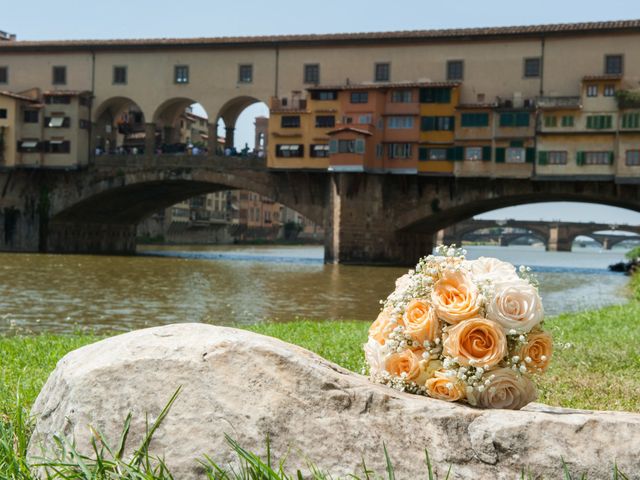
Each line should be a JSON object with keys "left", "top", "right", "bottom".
{"left": 369, "top": 308, "right": 403, "bottom": 345}
{"left": 519, "top": 331, "right": 553, "bottom": 373}
{"left": 425, "top": 370, "right": 466, "bottom": 402}
{"left": 476, "top": 367, "right": 538, "bottom": 410}
{"left": 486, "top": 279, "right": 543, "bottom": 333}
{"left": 403, "top": 299, "right": 441, "bottom": 346}
{"left": 384, "top": 349, "right": 430, "bottom": 385}
{"left": 431, "top": 270, "right": 480, "bottom": 324}
{"left": 443, "top": 317, "right": 507, "bottom": 368}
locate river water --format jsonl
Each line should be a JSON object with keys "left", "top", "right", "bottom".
{"left": 0, "top": 244, "right": 630, "bottom": 335}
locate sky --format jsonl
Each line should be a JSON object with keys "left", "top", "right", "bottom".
{"left": 4, "top": 0, "right": 640, "bottom": 223}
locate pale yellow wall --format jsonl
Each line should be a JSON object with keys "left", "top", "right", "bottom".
{"left": 536, "top": 134, "right": 615, "bottom": 176}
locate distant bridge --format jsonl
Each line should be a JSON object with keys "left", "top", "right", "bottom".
{"left": 438, "top": 219, "right": 640, "bottom": 251}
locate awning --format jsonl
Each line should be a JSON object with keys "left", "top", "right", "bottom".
{"left": 280, "top": 145, "right": 291, "bottom": 150}
{"left": 49, "top": 140, "right": 64, "bottom": 145}
{"left": 20, "top": 140, "right": 38, "bottom": 148}
{"left": 289, "top": 145, "right": 300, "bottom": 151}
{"left": 48, "top": 117, "right": 65, "bottom": 127}
{"left": 313, "top": 145, "right": 329, "bottom": 151}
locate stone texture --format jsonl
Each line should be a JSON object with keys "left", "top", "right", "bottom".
{"left": 29, "top": 323, "right": 640, "bottom": 479}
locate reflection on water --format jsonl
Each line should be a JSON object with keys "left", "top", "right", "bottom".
{"left": 0, "top": 244, "right": 630, "bottom": 334}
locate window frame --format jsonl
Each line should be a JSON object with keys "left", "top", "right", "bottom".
{"left": 626, "top": 150, "right": 640, "bottom": 166}
{"left": 388, "top": 143, "right": 412, "bottom": 159}
{"left": 174, "top": 65, "right": 189, "bottom": 84}
{"left": 113, "top": 66, "right": 128, "bottom": 85}
{"left": 586, "top": 85, "right": 598, "bottom": 97}
{"left": 303, "top": 63, "right": 320, "bottom": 84}
{"left": 374, "top": 62, "right": 390, "bottom": 82}
{"left": 548, "top": 151, "right": 568, "bottom": 165}
{"left": 603, "top": 85, "right": 616, "bottom": 97}
{"left": 52, "top": 66, "right": 67, "bottom": 85}
{"left": 280, "top": 115, "right": 301, "bottom": 128}
{"left": 523, "top": 57, "right": 541, "bottom": 78}
{"left": 465, "top": 146, "right": 483, "bottom": 161}
{"left": 315, "top": 115, "right": 335, "bottom": 128}
{"left": 23, "top": 109, "right": 39, "bottom": 123}
{"left": 446, "top": 60, "right": 464, "bottom": 81}
{"left": 350, "top": 92, "right": 369, "bottom": 104}
{"left": 387, "top": 116, "right": 414, "bottom": 129}
{"left": 505, "top": 147, "right": 526, "bottom": 163}
{"left": 238, "top": 64, "right": 253, "bottom": 84}
{"left": 0, "top": 66, "right": 7, "bottom": 84}
{"left": 390, "top": 90, "right": 412, "bottom": 103}
{"left": 604, "top": 54, "right": 624, "bottom": 75}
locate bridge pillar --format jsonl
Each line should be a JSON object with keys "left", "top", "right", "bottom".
{"left": 45, "top": 222, "right": 137, "bottom": 254}
{"left": 548, "top": 225, "right": 573, "bottom": 252}
{"left": 144, "top": 123, "right": 157, "bottom": 155}
{"left": 207, "top": 122, "right": 219, "bottom": 155}
{"left": 324, "top": 173, "right": 432, "bottom": 265}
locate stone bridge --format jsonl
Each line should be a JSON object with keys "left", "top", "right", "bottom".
{"left": 439, "top": 219, "right": 640, "bottom": 251}
{"left": 3, "top": 155, "right": 640, "bottom": 264}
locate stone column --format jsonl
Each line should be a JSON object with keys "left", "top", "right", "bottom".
{"left": 207, "top": 122, "right": 218, "bottom": 155}
{"left": 225, "top": 126, "right": 235, "bottom": 150}
{"left": 547, "top": 224, "right": 573, "bottom": 251}
{"left": 144, "top": 123, "right": 156, "bottom": 156}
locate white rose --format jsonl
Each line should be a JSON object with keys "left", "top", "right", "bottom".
{"left": 476, "top": 367, "right": 537, "bottom": 410}
{"left": 466, "top": 257, "right": 519, "bottom": 283}
{"left": 364, "top": 338, "right": 386, "bottom": 376}
{"left": 395, "top": 273, "right": 413, "bottom": 291}
{"left": 486, "top": 279, "right": 543, "bottom": 333}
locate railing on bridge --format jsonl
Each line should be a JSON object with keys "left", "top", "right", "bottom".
{"left": 93, "top": 154, "right": 267, "bottom": 171}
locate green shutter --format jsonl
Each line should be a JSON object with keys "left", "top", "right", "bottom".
{"left": 419, "top": 88, "right": 434, "bottom": 103}
{"left": 586, "top": 117, "right": 594, "bottom": 129}
{"left": 482, "top": 146, "right": 492, "bottom": 161}
{"left": 419, "top": 147, "right": 428, "bottom": 161}
{"left": 515, "top": 113, "right": 530, "bottom": 127}
{"left": 605, "top": 116, "right": 612, "bottom": 129}
{"left": 421, "top": 116, "right": 435, "bottom": 131}
{"left": 329, "top": 139, "right": 338, "bottom": 154}
{"left": 453, "top": 146, "right": 464, "bottom": 161}
{"left": 609, "top": 151, "right": 615, "bottom": 165}
{"left": 500, "top": 114, "right": 513, "bottom": 127}
{"left": 576, "top": 151, "right": 585, "bottom": 166}
{"left": 538, "top": 151, "right": 548, "bottom": 165}
{"left": 448, "top": 116, "right": 456, "bottom": 131}
{"left": 510, "top": 140, "right": 524, "bottom": 148}
{"left": 525, "top": 147, "right": 535, "bottom": 163}
{"left": 355, "top": 139, "right": 365, "bottom": 154}
{"left": 495, "top": 147, "right": 506, "bottom": 163}
{"left": 446, "top": 147, "right": 455, "bottom": 160}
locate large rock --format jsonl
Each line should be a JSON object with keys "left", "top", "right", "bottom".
{"left": 29, "top": 324, "right": 640, "bottom": 479}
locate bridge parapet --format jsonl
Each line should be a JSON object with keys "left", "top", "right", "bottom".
{"left": 94, "top": 154, "right": 267, "bottom": 171}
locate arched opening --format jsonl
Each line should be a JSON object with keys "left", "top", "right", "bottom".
{"left": 93, "top": 97, "right": 147, "bottom": 155}
{"left": 216, "top": 96, "right": 269, "bottom": 155}
{"left": 152, "top": 98, "right": 210, "bottom": 154}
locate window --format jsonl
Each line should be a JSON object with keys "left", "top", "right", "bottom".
{"left": 350, "top": 92, "right": 368, "bottom": 104}
{"left": 304, "top": 64, "right": 320, "bottom": 84}
{"left": 342, "top": 116, "right": 353, "bottom": 124}
{"left": 113, "top": 66, "right": 127, "bottom": 84}
{"left": 460, "top": 112, "right": 489, "bottom": 127}
{"left": 622, "top": 113, "right": 640, "bottom": 129}
{"left": 586, "top": 85, "right": 598, "bottom": 97}
{"left": 605, "top": 54, "right": 623, "bottom": 75}
{"left": 238, "top": 64, "right": 253, "bottom": 83}
{"left": 374, "top": 62, "right": 390, "bottom": 82}
{"left": 586, "top": 115, "right": 612, "bottom": 129}
{"left": 45, "top": 116, "right": 70, "bottom": 128}
{"left": 281, "top": 116, "right": 300, "bottom": 128}
{"left": 561, "top": 115, "right": 574, "bottom": 127}
{"left": 387, "top": 116, "right": 414, "bottom": 129}
{"left": 580, "top": 151, "right": 612, "bottom": 165}
{"left": 17, "top": 140, "right": 42, "bottom": 153}
{"left": 420, "top": 116, "right": 454, "bottom": 131}
{"left": 0, "top": 66, "right": 7, "bottom": 84}
{"left": 47, "top": 140, "right": 71, "bottom": 154}
{"left": 52, "top": 66, "right": 66, "bottom": 85}
{"left": 465, "top": 147, "right": 483, "bottom": 161}
{"left": 358, "top": 114, "right": 372, "bottom": 124}
{"left": 420, "top": 87, "right": 451, "bottom": 103}
{"left": 174, "top": 65, "right": 189, "bottom": 84}
{"left": 391, "top": 90, "right": 412, "bottom": 103}
{"left": 310, "top": 144, "right": 330, "bottom": 157}
{"left": 428, "top": 148, "right": 447, "bottom": 160}
{"left": 506, "top": 147, "right": 526, "bottom": 163}
{"left": 376, "top": 144, "right": 383, "bottom": 158}
{"left": 604, "top": 85, "right": 616, "bottom": 97}
{"left": 626, "top": 150, "right": 640, "bottom": 166}
{"left": 523, "top": 57, "right": 541, "bottom": 78}
{"left": 0, "top": 108, "right": 6, "bottom": 119}
{"left": 549, "top": 151, "right": 567, "bottom": 165}
{"left": 544, "top": 115, "right": 557, "bottom": 127}
{"left": 388, "top": 143, "right": 412, "bottom": 159}
{"left": 23, "top": 110, "right": 39, "bottom": 123}
{"left": 446, "top": 60, "right": 464, "bottom": 80}
{"left": 499, "top": 112, "right": 529, "bottom": 127}
{"left": 315, "top": 115, "right": 335, "bottom": 128}
{"left": 338, "top": 140, "right": 356, "bottom": 153}
{"left": 310, "top": 90, "right": 337, "bottom": 100}
{"left": 275, "top": 144, "right": 303, "bottom": 157}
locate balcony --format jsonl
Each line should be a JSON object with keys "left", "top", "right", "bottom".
{"left": 616, "top": 90, "right": 640, "bottom": 109}
{"left": 536, "top": 96, "right": 582, "bottom": 110}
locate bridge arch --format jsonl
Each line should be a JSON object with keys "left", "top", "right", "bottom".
{"left": 152, "top": 97, "right": 211, "bottom": 149}
{"left": 216, "top": 95, "right": 268, "bottom": 150}
{"left": 93, "top": 96, "right": 148, "bottom": 154}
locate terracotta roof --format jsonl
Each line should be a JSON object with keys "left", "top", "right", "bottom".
{"left": 2, "top": 19, "right": 639, "bottom": 51}
{"left": 326, "top": 126, "right": 373, "bottom": 136}
{"left": 582, "top": 74, "right": 623, "bottom": 81}
{"left": 308, "top": 81, "right": 460, "bottom": 91}
{"left": 43, "top": 90, "right": 92, "bottom": 96}
{"left": 0, "top": 90, "right": 39, "bottom": 102}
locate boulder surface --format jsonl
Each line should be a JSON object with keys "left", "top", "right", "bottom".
{"left": 29, "top": 323, "right": 640, "bottom": 479}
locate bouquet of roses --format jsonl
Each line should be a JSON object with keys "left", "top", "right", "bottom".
{"left": 364, "top": 246, "right": 552, "bottom": 410}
